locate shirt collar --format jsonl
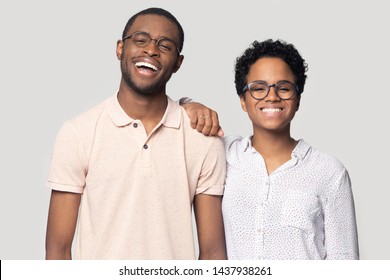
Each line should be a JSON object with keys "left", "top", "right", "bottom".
{"left": 106, "top": 93, "right": 181, "bottom": 129}
{"left": 242, "top": 136, "right": 254, "bottom": 153}
{"left": 106, "top": 93, "right": 132, "bottom": 127}
{"left": 242, "top": 136, "right": 311, "bottom": 161}
{"left": 160, "top": 97, "right": 181, "bottom": 129}
{"left": 291, "top": 139, "right": 311, "bottom": 160}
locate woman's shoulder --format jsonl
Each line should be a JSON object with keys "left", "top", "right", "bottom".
{"left": 223, "top": 135, "right": 250, "bottom": 151}
{"left": 301, "top": 140, "right": 348, "bottom": 174}
{"left": 223, "top": 135, "right": 253, "bottom": 163}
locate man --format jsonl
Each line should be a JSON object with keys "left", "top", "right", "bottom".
{"left": 45, "top": 7, "right": 227, "bottom": 260}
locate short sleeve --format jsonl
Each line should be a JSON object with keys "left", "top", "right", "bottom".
{"left": 47, "top": 121, "right": 87, "bottom": 193}
{"left": 195, "top": 137, "right": 226, "bottom": 196}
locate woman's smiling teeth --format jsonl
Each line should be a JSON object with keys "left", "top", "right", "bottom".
{"left": 135, "top": 62, "right": 158, "bottom": 71}
{"left": 261, "top": 108, "right": 282, "bottom": 112}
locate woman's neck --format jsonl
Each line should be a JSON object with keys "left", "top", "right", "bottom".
{"left": 251, "top": 128, "right": 298, "bottom": 174}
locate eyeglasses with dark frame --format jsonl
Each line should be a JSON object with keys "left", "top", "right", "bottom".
{"left": 242, "top": 80, "right": 299, "bottom": 100}
{"left": 122, "top": 31, "right": 180, "bottom": 54}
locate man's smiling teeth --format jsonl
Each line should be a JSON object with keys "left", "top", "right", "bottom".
{"left": 261, "top": 108, "right": 282, "bottom": 112}
{"left": 135, "top": 62, "right": 157, "bottom": 71}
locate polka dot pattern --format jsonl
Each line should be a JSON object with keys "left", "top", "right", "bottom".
{"left": 222, "top": 136, "right": 359, "bottom": 260}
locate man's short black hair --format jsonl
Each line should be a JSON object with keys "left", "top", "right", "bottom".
{"left": 122, "top": 7, "right": 184, "bottom": 53}
{"left": 235, "top": 39, "right": 308, "bottom": 97}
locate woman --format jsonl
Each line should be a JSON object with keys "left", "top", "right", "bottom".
{"left": 184, "top": 39, "right": 359, "bottom": 259}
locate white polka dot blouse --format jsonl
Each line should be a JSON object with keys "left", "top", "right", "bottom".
{"left": 222, "top": 136, "right": 359, "bottom": 260}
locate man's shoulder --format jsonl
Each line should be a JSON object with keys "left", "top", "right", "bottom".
{"left": 67, "top": 98, "right": 109, "bottom": 126}
{"left": 56, "top": 97, "right": 111, "bottom": 141}
{"left": 176, "top": 109, "right": 224, "bottom": 159}
{"left": 180, "top": 107, "right": 224, "bottom": 145}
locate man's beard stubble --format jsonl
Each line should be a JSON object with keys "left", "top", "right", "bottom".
{"left": 121, "top": 60, "right": 170, "bottom": 97}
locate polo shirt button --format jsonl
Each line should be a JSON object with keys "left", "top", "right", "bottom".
{"left": 133, "top": 123, "right": 138, "bottom": 128}
{"left": 143, "top": 144, "right": 148, "bottom": 149}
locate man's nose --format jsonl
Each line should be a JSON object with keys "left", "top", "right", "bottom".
{"left": 143, "top": 40, "right": 160, "bottom": 56}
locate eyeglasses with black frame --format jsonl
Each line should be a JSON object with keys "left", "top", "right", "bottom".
{"left": 122, "top": 31, "right": 180, "bottom": 54}
{"left": 242, "top": 80, "right": 299, "bottom": 100}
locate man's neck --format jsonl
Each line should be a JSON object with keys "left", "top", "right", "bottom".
{"left": 117, "top": 85, "right": 168, "bottom": 135}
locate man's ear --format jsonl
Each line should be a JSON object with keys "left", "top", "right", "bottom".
{"left": 116, "top": 40, "right": 124, "bottom": 60}
{"left": 173, "top": 55, "right": 184, "bottom": 73}
{"left": 240, "top": 95, "right": 247, "bottom": 112}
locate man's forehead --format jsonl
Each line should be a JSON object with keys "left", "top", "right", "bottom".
{"left": 128, "top": 14, "right": 179, "bottom": 39}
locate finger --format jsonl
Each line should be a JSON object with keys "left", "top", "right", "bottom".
{"left": 209, "top": 112, "right": 220, "bottom": 136}
{"left": 196, "top": 114, "right": 206, "bottom": 132}
{"left": 217, "top": 128, "right": 224, "bottom": 137}
{"left": 201, "top": 114, "right": 213, "bottom": 136}
{"left": 189, "top": 111, "right": 198, "bottom": 129}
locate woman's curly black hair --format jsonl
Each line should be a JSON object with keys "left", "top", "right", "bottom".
{"left": 235, "top": 39, "right": 308, "bottom": 97}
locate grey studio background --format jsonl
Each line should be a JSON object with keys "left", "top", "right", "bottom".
{"left": 1, "top": 0, "right": 389, "bottom": 259}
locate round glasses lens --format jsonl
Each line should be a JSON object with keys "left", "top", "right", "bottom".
{"left": 249, "top": 82, "right": 269, "bottom": 99}
{"left": 157, "top": 39, "right": 175, "bottom": 53}
{"left": 276, "top": 82, "right": 296, "bottom": 99}
{"left": 132, "top": 32, "right": 151, "bottom": 47}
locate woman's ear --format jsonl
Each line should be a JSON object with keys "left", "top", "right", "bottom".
{"left": 296, "top": 94, "right": 301, "bottom": 111}
{"left": 240, "top": 95, "right": 247, "bottom": 112}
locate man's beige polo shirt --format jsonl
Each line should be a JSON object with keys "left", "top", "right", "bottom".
{"left": 47, "top": 95, "right": 226, "bottom": 259}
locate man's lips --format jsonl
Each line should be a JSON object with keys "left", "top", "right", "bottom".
{"left": 132, "top": 57, "right": 161, "bottom": 72}
{"left": 135, "top": 61, "right": 158, "bottom": 71}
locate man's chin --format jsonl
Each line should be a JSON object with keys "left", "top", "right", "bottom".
{"left": 125, "top": 79, "right": 159, "bottom": 97}
{"left": 133, "top": 86, "right": 156, "bottom": 96}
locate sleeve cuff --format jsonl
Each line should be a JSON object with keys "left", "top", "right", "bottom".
{"left": 195, "top": 185, "right": 224, "bottom": 196}
{"left": 47, "top": 181, "right": 84, "bottom": 194}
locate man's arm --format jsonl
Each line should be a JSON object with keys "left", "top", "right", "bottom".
{"left": 180, "top": 100, "right": 224, "bottom": 137}
{"left": 45, "top": 190, "right": 81, "bottom": 260}
{"left": 193, "top": 194, "right": 227, "bottom": 260}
